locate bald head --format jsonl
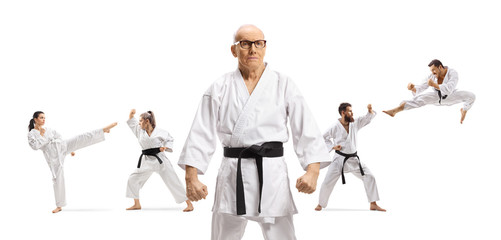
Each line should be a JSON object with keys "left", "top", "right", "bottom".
{"left": 233, "top": 24, "right": 265, "bottom": 42}
{"left": 231, "top": 24, "right": 267, "bottom": 73}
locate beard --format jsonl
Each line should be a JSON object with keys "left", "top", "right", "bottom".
{"left": 344, "top": 115, "right": 354, "bottom": 123}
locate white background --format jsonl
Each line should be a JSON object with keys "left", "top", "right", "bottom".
{"left": 1, "top": 0, "right": 500, "bottom": 239}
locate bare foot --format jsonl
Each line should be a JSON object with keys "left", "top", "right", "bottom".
{"left": 383, "top": 103, "right": 405, "bottom": 117}
{"left": 382, "top": 110, "right": 397, "bottom": 117}
{"left": 103, "top": 122, "right": 118, "bottom": 133}
{"left": 52, "top": 207, "right": 62, "bottom": 213}
{"left": 126, "top": 205, "right": 141, "bottom": 210}
{"left": 183, "top": 201, "right": 194, "bottom": 212}
{"left": 460, "top": 108, "right": 467, "bottom": 124}
{"left": 370, "top": 202, "right": 386, "bottom": 212}
{"left": 314, "top": 204, "right": 323, "bottom": 211}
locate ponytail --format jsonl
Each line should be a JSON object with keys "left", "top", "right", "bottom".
{"left": 28, "top": 119, "right": 35, "bottom": 132}
{"left": 140, "top": 111, "right": 156, "bottom": 129}
{"left": 29, "top": 111, "right": 44, "bottom": 132}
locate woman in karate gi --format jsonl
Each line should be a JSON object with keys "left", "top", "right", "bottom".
{"left": 383, "top": 59, "right": 475, "bottom": 124}
{"left": 27, "top": 111, "right": 117, "bottom": 213}
{"left": 125, "top": 109, "right": 193, "bottom": 212}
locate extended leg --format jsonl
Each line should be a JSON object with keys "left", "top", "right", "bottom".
{"left": 384, "top": 92, "right": 439, "bottom": 117}
{"left": 316, "top": 160, "right": 341, "bottom": 210}
{"left": 352, "top": 164, "right": 386, "bottom": 211}
{"left": 125, "top": 169, "right": 153, "bottom": 210}
{"left": 158, "top": 161, "right": 191, "bottom": 211}
{"left": 65, "top": 129, "right": 105, "bottom": 154}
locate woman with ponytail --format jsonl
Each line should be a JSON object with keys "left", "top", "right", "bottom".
{"left": 27, "top": 111, "right": 117, "bottom": 213}
{"left": 125, "top": 109, "right": 193, "bottom": 212}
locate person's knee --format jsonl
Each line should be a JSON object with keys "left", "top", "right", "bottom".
{"left": 470, "top": 92, "right": 476, "bottom": 102}
{"left": 363, "top": 173, "right": 375, "bottom": 181}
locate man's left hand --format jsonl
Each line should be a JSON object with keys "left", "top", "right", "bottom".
{"left": 428, "top": 79, "right": 439, "bottom": 89}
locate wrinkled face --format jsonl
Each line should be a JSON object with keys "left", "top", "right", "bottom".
{"left": 231, "top": 26, "right": 266, "bottom": 70}
{"left": 35, "top": 113, "right": 46, "bottom": 126}
{"left": 430, "top": 65, "right": 443, "bottom": 78}
{"left": 342, "top": 107, "right": 355, "bottom": 123}
{"left": 139, "top": 117, "right": 149, "bottom": 130}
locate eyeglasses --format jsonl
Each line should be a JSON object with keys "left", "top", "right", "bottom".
{"left": 234, "top": 40, "right": 267, "bottom": 49}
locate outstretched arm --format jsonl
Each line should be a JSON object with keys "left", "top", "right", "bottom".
{"left": 412, "top": 77, "right": 430, "bottom": 96}
{"left": 355, "top": 104, "right": 377, "bottom": 129}
{"left": 127, "top": 109, "right": 141, "bottom": 138}
{"left": 407, "top": 83, "right": 416, "bottom": 93}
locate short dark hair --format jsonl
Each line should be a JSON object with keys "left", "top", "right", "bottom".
{"left": 338, "top": 102, "right": 351, "bottom": 115}
{"left": 428, "top": 59, "right": 444, "bottom": 68}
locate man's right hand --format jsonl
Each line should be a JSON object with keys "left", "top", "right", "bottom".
{"left": 407, "top": 83, "right": 415, "bottom": 91}
{"left": 332, "top": 145, "right": 341, "bottom": 151}
{"left": 185, "top": 166, "right": 208, "bottom": 201}
{"left": 129, "top": 109, "right": 136, "bottom": 119}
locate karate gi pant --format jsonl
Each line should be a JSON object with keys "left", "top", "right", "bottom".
{"left": 52, "top": 129, "right": 105, "bottom": 207}
{"left": 318, "top": 157, "right": 379, "bottom": 208}
{"left": 211, "top": 212, "right": 296, "bottom": 240}
{"left": 126, "top": 158, "right": 187, "bottom": 203}
{"left": 403, "top": 90, "right": 475, "bottom": 111}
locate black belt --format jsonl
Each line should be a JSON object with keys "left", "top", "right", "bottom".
{"left": 223, "top": 142, "right": 284, "bottom": 215}
{"left": 335, "top": 150, "right": 364, "bottom": 184}
{"left": 137, "top": 148, "right": 163, "bottom": 168}
{"left": 435, "top": 89, "right": 448, "bottom": 104}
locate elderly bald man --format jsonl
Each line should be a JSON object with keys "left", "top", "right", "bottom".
{"left": 178, "top": 24, "right": 331, "bottom": 240}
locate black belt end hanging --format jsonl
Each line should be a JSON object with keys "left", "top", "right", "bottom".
{"left": 224, "top": 142, "right": 283, "bottom": 216}
{"left": 335, "top": 150, "right": 363, "bottom": 185}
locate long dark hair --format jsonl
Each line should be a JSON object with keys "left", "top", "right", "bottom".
{"left": 140, "top": 111, "right": 156, "bottom": 129}
{"left": 29, "top": 111, "right": 44, "bottom": 132}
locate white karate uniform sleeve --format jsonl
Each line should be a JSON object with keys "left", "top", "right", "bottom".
{"left": 286, "top": 80, "right": 331, "bottom": 170}
{"left": 323, "top": 126, "right": 337, "bottom": 153}
{"left": 354, "top": 110, "right": 376, "bottom": 130}
{"left": 127, "top": 117, "right": 142, "bottom": 138}
{"left": 439, "top": 69, "right": 458, "bottom": 96}
{"left": 27, "top": 128, "right": 60, "bottom": 150}
{"left": 178, "top": 88, "right": 220, "bottom": 175}
{"left": 161, "top": 131, "right": 174, "bottom": 152}
{"left": 413, "top": 77, "right": 430, "bottom": 96}
{"left": 28, "top": 131, "right": 49, "bottom": 150}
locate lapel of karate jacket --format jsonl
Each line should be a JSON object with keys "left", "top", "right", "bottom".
{"left": 229, "top": 64, "right": 272, "bottom": 147}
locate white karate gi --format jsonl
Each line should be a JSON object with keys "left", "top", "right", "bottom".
{"left": 125, "top": 118, "right": 187, "bottom": 204}
{"left": 318, "top": 111, "right": 380, "bottom": 208}
{"left": 28, "top": 127, "right": 105, "bottom": 207}
{"left": 403, "top": 67, "right": 475, "bottom": 111}
{"left": 178, "top": 64, "right": 331, "bottom": 240}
